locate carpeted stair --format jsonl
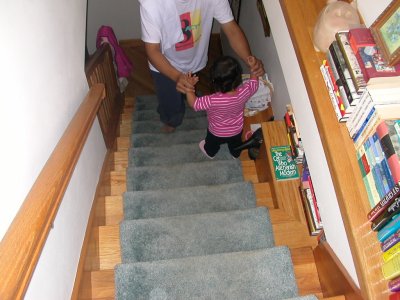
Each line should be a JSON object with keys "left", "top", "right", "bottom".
{"left": 115, "top": 95, "right": 317, "bottom": 300}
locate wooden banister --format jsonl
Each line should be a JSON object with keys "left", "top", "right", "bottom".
{"left": 85, "top": 43, "right": 124, "bottom": 149}
{"left": 0, "top": 84, "right": 105, "bottom": 300}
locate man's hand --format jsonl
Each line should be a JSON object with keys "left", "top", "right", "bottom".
{"left": 247, "top": 56, "right": 265, "bottom": 77}
{"left": 176, "top": 73, "right": 197, "bottom": 94}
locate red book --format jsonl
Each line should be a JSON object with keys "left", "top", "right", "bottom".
{"left": 390, "top": 292, "right": 400, "bottom": 300}
{"left": 367, "top": 182, "right": 400, "bottom": 221}
{"left": 357, "top": 46, "right": 400, "bottom": 83}
{"left": 376, "top": 120, "right": 400, "bottom": 183}
{"left": 348, "top": 27, "right": 375, "bottom": 54}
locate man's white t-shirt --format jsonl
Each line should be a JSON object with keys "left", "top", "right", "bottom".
{"left": 140, "top": 0, "right": 234, "bottom": 73}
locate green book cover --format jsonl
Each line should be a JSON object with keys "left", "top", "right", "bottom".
{"left": 271, "top": 145, "right": 300, "bottom": 181}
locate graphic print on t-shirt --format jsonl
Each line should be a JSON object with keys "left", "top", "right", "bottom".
{"left": 176, "top": 9, "right": 201, "bottom": 51}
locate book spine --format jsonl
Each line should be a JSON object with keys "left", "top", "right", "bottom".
{"left": 368, "top": 182, "right": 400, "bottom": 221}
{"left": 305, "top": 188, "right": 322, "bottom": 230}
{"left": 377, "top": 120, "right": 400, "bottom": 183}
{"left": 308, "top": 175, "right": 322, "bottom": 228}
{"left": 371, "top": 199, "right": 400, "bottom": 232}
{"left": 375, "top": 131, "right": 396, "bottom": 190}
{"left": 381, "top": 230, "right": 400, "bottom": 252}
{"left": 382, "top": 253, "right": 400, "bottom": 280}
{"left": 383, "top": 237, "right": 400, "bottom": 262}
{"left": 347, "top": 90, "right": 371, "bottom": 137}
{"left": 365, "top": 137, "right": 385, "bottom": 199}
{"left": 353, "top": 108, "right": 376, "bottom": 144}
{"left": 335, "top": 31, "right": 366, "bottom": 92}
{"left": 378, "top": 214, "right": 400, "bottom": 242}
{"left": 320, "top": 64, "right": 346, "bottom": 122}
{"left": 326, "top": 50, "right": 352, "bottom": 112}
{"left": 372, "top": 133, "right": 393, "bottom": 195}
{"left": 331, "top": 41, "right": 360, "bottom": 104}
{"left": 357, "top": 145, "right": 379, "bottom": 207}
{"left": 389, "top": 276, "right": 400, "bottom": 292}
{"left": 350, "top": 94, "right": 374, "bottom": 138}
{"left": 353, "top": 111, "right": 380, "bottom": 150}
{"left": 325, "top": 61, "right": 350, "bottom": 118}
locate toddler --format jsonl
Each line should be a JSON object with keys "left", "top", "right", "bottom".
{"left": 186, "top": 55, "right": 259, "bottom": 158}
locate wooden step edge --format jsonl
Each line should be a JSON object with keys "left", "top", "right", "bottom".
{"left": 78, "top": 269, "right": 115, "bottom": 299}
{"left": 95, "top": 196, "right": 124, "bottom": 226}
{"left": 84, "top": 225, "right": 121, "bottom": 272}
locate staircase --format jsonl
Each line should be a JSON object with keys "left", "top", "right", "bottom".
{"left": 76, "top": 39, "right": 325, "bottom": 299}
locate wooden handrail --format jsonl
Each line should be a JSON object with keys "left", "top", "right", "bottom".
{"left": 0, "top": 84, "right": 105, "bottom": 300}
{"left": 85, "top": 43, "right": 124, "bottom": 149}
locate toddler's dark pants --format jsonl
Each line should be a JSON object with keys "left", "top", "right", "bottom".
{"left": 204, "top": 129, "right": 243, "bottom": 158}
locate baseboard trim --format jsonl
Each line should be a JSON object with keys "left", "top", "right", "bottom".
{"left": 71, "top": 149, "right": 113, "bottom": 300}
{"left": 314, "top": 242, "right": 362, "bottom": 300}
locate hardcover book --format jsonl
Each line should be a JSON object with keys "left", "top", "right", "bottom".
{"left": 368, "top": 182, "right": 400, "bottom": 221}
{"left": 378, "top": 213, "right": 400, "bottom": 242}
{"left": 357, "top": 46, "right": 400, "bottom": 83}
{"left": 382, "top": 254, "right": 400, "bottom": 280}
{"left": 270, "top": 145, "right": 300, "bottom": 181}
{"left": 376, "top": 120, "right": 400, "bottom": 183}
{"left": 381, "top": 229, "right": 400, "bottom": 252}
{"left": 348, "top": 27, "right": 375, "bottom": 53}
{"left": 335, "top": 31, "right": 366, "bottom": 93}
{"left": 389, "top": 277, "right": 400, "bottom": 293}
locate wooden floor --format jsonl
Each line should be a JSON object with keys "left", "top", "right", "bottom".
{"left": 76, "top": 37, "right": 327, "bottom": 299}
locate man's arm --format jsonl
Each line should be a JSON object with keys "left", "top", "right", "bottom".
{"left": 145, "top": 42, "right": 195, "bottom": 93}
{"left": 221, "top": 21, "right": 265, "bottom": 77}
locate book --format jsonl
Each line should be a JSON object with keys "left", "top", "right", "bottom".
{"left": 382, "top": 242, "right": 400, "bottom": 262}
{"left": 348, "top": 27, "right": 375, "bottom": 54}
{"left": 364, "top": 136, "right": 386, "bottom": 199}
{"left": 389, "top": 277, "right": 400, "bottom": 292}
{"left": 329, "top": 41, "right": 358, "bottom": 106}
{"left": 335, "top": 31, "right": 366, "bottom": 93}
{"left": 357, "top": 144, "right": 380, "bottom": 207}
{"left": 378, "top": 214, "right": 400, "bottom": 242}
{"left": 382, "top": 254, "right": 400, "bottom": 280}
{"left": 351, "top": 103, "right": 400, "bottom": 147}
{"left": 357, "top": 46, "right": 400, "bottom": 83}
{"left": 353, "top": 106, "right": 400, "bottom": 150}
{"left": 382, "top": 230, "right": 400, "bottom": 252}
{"left": 329, "top": 40, "right": 360, "bottom": 105}
{"left": 320, "top": 62, "right": 349, "bottom": 122}
{"left": 371, "top": 197, "right": 400, "bottom": 232}
{"left": 390, "top": 292, "right": 400, "bottom": 299}
{"left": 270, "top": 145, "right": 300, "bottom": 181}
{"left": 367, "top": 182, "right": 400, "bottom": 221}
{"left": 376, "top": 120, "right": 400, "bottom": 183}
{"left": 325, "top": 52, "right": 353, "bottom": 115}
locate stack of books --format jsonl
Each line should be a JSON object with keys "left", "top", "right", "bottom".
{"left": 284, "top": 104, "right": 304, "bottom": 164}
{"left": 320, "top": 27, "right": 400, "bottom": 124}
{"left": 366, "top": 182, "right": 400, "bottom": 293}
{"left": 357, "top": 119, "right": 400, "bottom": 207}
{"left": 299, "top": 155, "right": 322, "bottom": 236}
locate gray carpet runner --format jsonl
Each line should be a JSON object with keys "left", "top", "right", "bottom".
{"left": 115, "top": 94, "right": 317, "bottom": 300}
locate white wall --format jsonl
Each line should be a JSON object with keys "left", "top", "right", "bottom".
{"left": 357, "top": 0, "right": 391, "bottom": 27}
{"left": 221, "top": 1, "right": 290, "bottom": 119}
{"left": 87, "top": 0, "right": 142, "bottom": 53}
{"left": 0, "top": 0, "right": 106, "bottom": 299}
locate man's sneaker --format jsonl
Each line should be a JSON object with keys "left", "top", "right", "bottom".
{"left": 199, "top": 140, "right": 214, "bottom": 159}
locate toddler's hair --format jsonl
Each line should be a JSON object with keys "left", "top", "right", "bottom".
{"left": 210, "top": 56, "right": 243, "bottom": 93}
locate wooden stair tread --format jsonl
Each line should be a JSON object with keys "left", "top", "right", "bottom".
{"left": 291, "top": 247, "right": 322, "bottom": 297}
{"left": 273, "top": 220, "right": 318, "bottom": 249}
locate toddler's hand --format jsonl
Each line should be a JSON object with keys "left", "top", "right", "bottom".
{"left": 186, "top": 72, "right": 199, "bottom": 86}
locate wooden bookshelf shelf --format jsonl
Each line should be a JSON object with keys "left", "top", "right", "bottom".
{"left": 279, "top": 0, "right": 387, "bottom": 299}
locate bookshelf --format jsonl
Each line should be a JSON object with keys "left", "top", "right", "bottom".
{"left": 275, "top": 0, "right": 387, "bottom": 299}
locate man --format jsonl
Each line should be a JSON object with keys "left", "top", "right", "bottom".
{"left": 139, "top": 0, "right": 265, "bottom": 133}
